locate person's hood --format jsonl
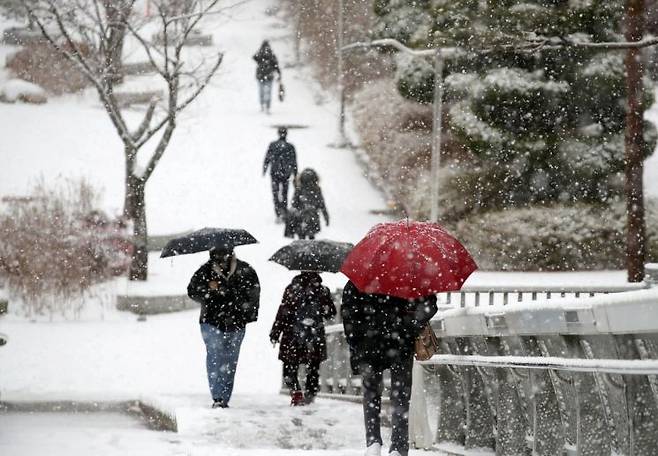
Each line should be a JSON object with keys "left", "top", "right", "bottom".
{"left": 293, "top": 271, "right": 322, "bottom": 287}
{"left": 211, "top": 254, "right": 237, "bottom": 278}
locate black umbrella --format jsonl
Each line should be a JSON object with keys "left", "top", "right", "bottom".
{"left": 160, "top": 228, "right": 258, "bottom": 258}
{"left": 269, "top": 239, "right": 354, "bottom": 273}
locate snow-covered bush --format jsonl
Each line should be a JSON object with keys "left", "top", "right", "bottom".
{"left": 5, "top": 42, "right": 90, "bottom": 94}
{"left": 0, "top": 180, "right": 130, "bottom": 318}
{"left": 448, "top": 200, "right": 658, "bottom": 271}
{"left": 0, "top": 78, "right": 47, "bottom": 104}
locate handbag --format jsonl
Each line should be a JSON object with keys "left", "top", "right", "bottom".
{"left": 278, "top": 80, "right": 285, "bottom": 102}
{"left": 414, "top": 323, "right": 439, "bottom": 361}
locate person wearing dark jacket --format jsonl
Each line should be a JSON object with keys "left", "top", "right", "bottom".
{"left": 285, "top": 168, "right": 329, "bottom": 240}
{"left": 341, "top": 281, "right": 438, "bottom": 456}
{"left": 263, "top": 127, "right": 298, "bottom": 222}
{"left": 187, "top": 247, "right": 260, "bottom": 408}
{"left": 253, "top": 40, "right": 281, "bottom": 113}
{"left": 270, "top": 272, "right": 336, "bottom": 406}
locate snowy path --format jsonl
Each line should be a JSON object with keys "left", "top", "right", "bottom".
{"left": 0, "top": 0, "right": 387, "bottom": 395}
{"left": 0, "top": 1, "right": 404, "bottom": 454}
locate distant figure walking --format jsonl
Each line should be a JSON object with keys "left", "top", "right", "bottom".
{"left": 285, "top": 168, "right": 329, "bottom": 240}
{"left": 270, "top": 272, "right": 336, "bottom": 406}
{"left": 187, "top": 247, "right": 261, "bottom": 409}
{"left": 253, "top": 40, "right": 281, "bottom": 114}
{"left": 341, "top": 281, "right": 438, "bottom": 456}
{"left": 263, "top": 127, "right": 297, "bottom": 222}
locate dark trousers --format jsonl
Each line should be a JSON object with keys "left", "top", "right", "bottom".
{"left": 361, "top": 358, "right": 413, "bottom": 456}
{"left": 283, "top": 360, "right": 321, "bottom": 398}
{"left": 270, "top": 178, "right": 289, "bottom": 217}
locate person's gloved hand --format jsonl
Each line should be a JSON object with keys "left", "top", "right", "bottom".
{"left": 270, "top": 335, "right": 279, "bottom": 346}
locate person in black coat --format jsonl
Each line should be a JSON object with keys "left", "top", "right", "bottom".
{"left": 253, "top": 40, "right": 280, "bottom": 113}
{"left": 188, "top": 247, "right": 260, "bottom": 408}
{"left": 263, "top": 127, "right": 298, "bottom": 222}
{"left": 284, "top": 168, "right": 329, "bottom": 240}
{"left": 341, "top": 281, "right": 438, "bottom": 456}
{"left": 270, "top": 272, "right": 336, "bottom": 406}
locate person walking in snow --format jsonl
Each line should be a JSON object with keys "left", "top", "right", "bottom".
{"left": 263, "top": 127, "right": 298, "bottom": 222}
{"left": 284, "top": 168, "right": 329, "bottom": 239}
{"left": 341, "top": 281, "right": 438, "bottom": 456}
{"left": 269, "top": 271, "right": 336, "bottom": 406}
{"left": 187, "top": 247, "right": 261, "bottom": 408}
{"left": 253, "top": 40, "right": 281, "bottom": 113}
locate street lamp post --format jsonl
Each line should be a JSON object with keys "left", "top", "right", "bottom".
{"left": 430, "top": 49, "right": 444, "bottom": 223}
{"left": 341, "top": 39, "right": 449, "bottom": 221}
{"left": 334, "top": 0, "right": 350, "bottom": 147}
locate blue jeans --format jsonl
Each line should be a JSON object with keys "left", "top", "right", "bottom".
{"left": 200, "top": 323, "right": 246, "bottom": 404}
{"left": 258, "top": 79, "right": 273, "bottom": 110}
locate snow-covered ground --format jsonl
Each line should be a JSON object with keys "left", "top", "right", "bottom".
{"left": 0, "top": 0, "right": 415, "bottom": 454}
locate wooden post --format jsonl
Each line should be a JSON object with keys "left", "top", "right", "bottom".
{"left": 625, "top": 0, "right": 647, "bottom": 282}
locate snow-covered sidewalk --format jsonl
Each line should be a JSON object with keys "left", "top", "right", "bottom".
{"left": 0, "top": 0, "right": 402, "bottom": 453}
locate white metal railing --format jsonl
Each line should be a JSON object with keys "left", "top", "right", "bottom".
{"left": 439, "top": 282, "right": 646, "bottom": 308}
{"left": 320, "top": 285, "right": 658, "bottom": 455}
{"left": 418, "top": 354, "right": 658, "bottom": 375}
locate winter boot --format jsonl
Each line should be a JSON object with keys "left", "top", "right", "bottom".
{"left": 365, "top": 442, "right": 382, "bottom": 456}
{"left": 290, "top": 390, "right": 305, "bottom": 406}
{"left": 212, "top": 399, "right": 228, "bottom": 409}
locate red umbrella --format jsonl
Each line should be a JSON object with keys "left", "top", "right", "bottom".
{"left": 340, "top": 220, "right": 477, "bottom": 299}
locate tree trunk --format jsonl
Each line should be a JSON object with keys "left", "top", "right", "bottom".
{"left": 625, "top": 0, "right": 647, "bottom": 282}
{"left": 103, "top": 1, "right": 131, "bottom": 85}
{"left": 125, "top": 174, "right": 148, "bottom": 281}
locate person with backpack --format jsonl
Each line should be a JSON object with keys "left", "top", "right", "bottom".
{"left": 263, "top": 127, "right": 298, "bottom": 222}
{"left": 269, "top": 271, "right": 337, "bottom": 406}
{"left": 252, "top": 40, "right": 281, "bottom": 114}
{"left": 284, "top": 168, "right": 329, "bottom": 239}
{"left": 341, "top": 280, "right": 438, "bottom": 456}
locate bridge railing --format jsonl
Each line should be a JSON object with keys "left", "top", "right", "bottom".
{"left": 319, "top": 283, "right": 658, "bottom": 456}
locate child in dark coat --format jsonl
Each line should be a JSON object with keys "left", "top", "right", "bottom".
{"left": 284, "top": 168, "right": 329, "bottom": 240}
{"left": 270, "top": 272, "right": 336, "bottom": 405}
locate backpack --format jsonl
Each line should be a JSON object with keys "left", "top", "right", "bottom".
{"left": 292, "top": 292, "right": 322, "bottom": 345}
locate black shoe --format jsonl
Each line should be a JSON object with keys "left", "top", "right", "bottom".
{"left": 304, "top": 394, "right": 316, "bottom": 405}
{"left": 212, "top": 399, "right": 228, "bottom": 409}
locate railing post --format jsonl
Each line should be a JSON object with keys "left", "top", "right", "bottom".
{"left": 643, "top": 263, "right": 658, "bottom": 286}
{"left": 455, "top": 338, "right": 495, "bottom": 451}
{"left": 487, "top": 338, "right": 527, "bottom": 455}
{"left": 436, "top": 340, "right": 466, "bottom": 445}
{"left": 616, "top": 335, "right": 658, "bottom": 455}
{"left": 564, "top": 336, "right": 612, "bottom": 455}
{"left": 409, "top": 362, "right": 435, "bottom": 449}
{"left": 524, "top": 337, "right": 565, "bottom": 455}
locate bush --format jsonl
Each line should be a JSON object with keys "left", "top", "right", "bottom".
{"left": 5, "top": 41, "right": 89, "bottom": 94}
{"left": 447, "top": 200, "right": 658, "bottom": 271}
{"left": 351, "top": 79, "right": 433, "bottom": 212}
{"left": 0, "top": 179, "right": 130, "bottom": 318}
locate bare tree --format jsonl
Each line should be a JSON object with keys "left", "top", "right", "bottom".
{"left": 24, "top": 0, "right": 224, "bottom": 280}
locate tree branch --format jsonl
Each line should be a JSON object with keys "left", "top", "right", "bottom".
{"left": 135, "top": 52, "right": 223, "bottom": 150}
{"left": 132, "top": 101, "right": 157, "bottom": 142}
{"left": 24, "top": 0, "right": 134, "bottom": 148}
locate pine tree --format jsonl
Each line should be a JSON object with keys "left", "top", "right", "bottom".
{"left": 373, "top": 0, "right": 657, "bottom": 208}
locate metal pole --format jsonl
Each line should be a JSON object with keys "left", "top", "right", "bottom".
{"left": 430, "top": 49, "right": 443, "bottom": 223}
{"left": 335, "top": 0, "right": 348, "bottom": 147}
